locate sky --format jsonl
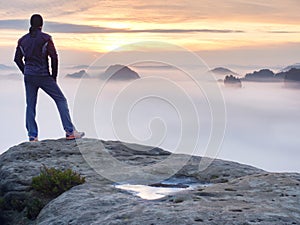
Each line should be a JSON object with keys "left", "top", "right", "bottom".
{"left": 1, "top": 0, "right": 300, "bottom": 67}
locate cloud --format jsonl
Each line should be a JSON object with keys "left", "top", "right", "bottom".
{"left": 0, "top": 20, "right": 28, "bottom": 30}
{"left": 0, "top": 19, "right": 244, "bottom": 34}
{"left": 0, "top": 1, "right": 96, "bottom": 18}
{"left": 1, "top": 0, "right": 300, "bottom": 25}
{"left": 131, "top": 29, "right": 244, "bottom": 34}
{"left": 100, "top": 0, "right": 300, "bottom": 25}
{"left": 267, "top": 31, "right": 300, "bottom": 34}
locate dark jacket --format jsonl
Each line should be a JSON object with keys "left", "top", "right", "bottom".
{"left": 14, "top": 27, "right": 58, "bottom": 79}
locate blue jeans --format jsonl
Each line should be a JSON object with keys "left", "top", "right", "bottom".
{"left": 24, "top": 76, "right": 74, "bottom": 137}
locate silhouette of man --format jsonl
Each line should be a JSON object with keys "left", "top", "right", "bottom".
{"left": 14, "top": 14, "right": 84, "bottom": 142}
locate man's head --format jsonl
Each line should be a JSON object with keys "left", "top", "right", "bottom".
{"left": 30, "top": 14, "right": 43, "bottom": 28}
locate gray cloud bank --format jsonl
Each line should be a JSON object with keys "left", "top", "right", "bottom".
{"left": 0, "top": 19, "right": 244, "bottom": 34}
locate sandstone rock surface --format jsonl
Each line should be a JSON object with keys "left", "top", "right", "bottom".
{"left": 0, "top": 139, "right": 299, "bottom": 224}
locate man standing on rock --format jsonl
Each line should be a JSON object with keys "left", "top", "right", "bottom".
{"left": 14, "top": 14, "right": 84, "bottom": 142}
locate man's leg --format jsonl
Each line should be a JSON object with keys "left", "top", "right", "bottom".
{"left": 24, "top": 76, "right": 39, "bottom": 138}
{"left": 39, "top": 77, "right": 74, "bottom": 133}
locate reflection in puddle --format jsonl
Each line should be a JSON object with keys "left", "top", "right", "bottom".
{"left": 115, "top": 184, "right": 191, "bottom": 200}
{"left": 115, "top": 178, "right": 210, "bottom": 200}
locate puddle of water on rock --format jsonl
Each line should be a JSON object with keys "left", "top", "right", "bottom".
{"left": 115, "top": 177, "right": 210, "bottom": 200}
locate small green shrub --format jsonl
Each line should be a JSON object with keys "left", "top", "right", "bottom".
{"left": 210, "top": 174, "right": 219, "bottom": 180}
{"left": 10, "top": 198, "right": 26, "bottom": 212}
{"left": 26, "top": 198, "right": 45, "bottom": 220}
{"left": 31, "top": 165, "right": 85, "bottom": 197}
{"left": 0, "top": 197, "right": 4, "bottom": 210}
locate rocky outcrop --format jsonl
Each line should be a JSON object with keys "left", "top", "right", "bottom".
{"left": 242, "top": 67, "right": 300, "bottom": 85}
{"left": 284, "top": 68, "right": 300, "bottom": 88}
{"left": 65, "top": 70, "right": 89, "bottom": 79}
{"left": 102, "top": 64, "right": 140, "bottom": 81}
{"left": 210, "top": 67, "right": 238, "bottom": 76}
{"left": 0, "top": 139, "right": 299, "bottom": 225}
{"left": 282, "top": 63, "right": 300, "bottom": 72}
{"left": 224, "top": 75, "right": 242, "bottom": 88}
{"left": 244, "top": 69, "right": 276, "bottom": 82}
{"left": 274, "top": 71, "right": 286, "bottom": 80}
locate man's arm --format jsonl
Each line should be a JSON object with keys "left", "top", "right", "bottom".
{"left": 14, "top": 41, "right": 25, "bottom": 74}
{"left": 47, "top": 37, "right": 58, "bottom": 81}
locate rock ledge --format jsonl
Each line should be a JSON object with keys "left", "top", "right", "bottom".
{"left": 0, "top": 139, "right": 299, "bottom": 225}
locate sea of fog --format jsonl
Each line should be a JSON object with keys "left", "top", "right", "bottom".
{"left": 1, "top": 66, "right": 300, "bottom": 173}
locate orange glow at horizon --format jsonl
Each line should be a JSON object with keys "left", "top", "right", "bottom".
{"left": 1, "top": 0, "right": 300, "bottom": 65}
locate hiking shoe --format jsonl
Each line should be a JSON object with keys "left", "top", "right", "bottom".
{"left": 66, "top": 130, "right": 85, "bottom": 140}
{"left": 29, "top": 136, "right": 38, "bottom": 142}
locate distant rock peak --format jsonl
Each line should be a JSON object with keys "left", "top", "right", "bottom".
{"left": 65, "top": 70, "right": 89, "bottom": 79}
{"left": 224, "top": 75, "right": 242, "bottom": 88}
{"left": 210, "top": 67, "right": 238, "bottom": 75}
{"left": 102, "top": 64, "right": 140, "bottom": 81}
